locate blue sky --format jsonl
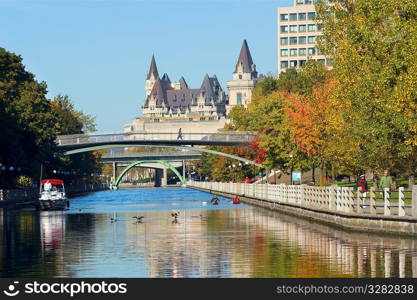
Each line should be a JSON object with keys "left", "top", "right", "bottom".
{"left": 0, "top": 0, "right": 293, "bottom": 132}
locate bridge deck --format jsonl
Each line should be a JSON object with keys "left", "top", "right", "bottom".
{"left": 56, "top": 132, "right": 256, "bottom": 149}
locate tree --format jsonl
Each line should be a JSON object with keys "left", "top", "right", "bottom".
{"left": 316, "top": 0, "right": 416, "bottom": 180}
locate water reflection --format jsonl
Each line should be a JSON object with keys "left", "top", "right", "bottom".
{"left": 0, "top": 188, "right": 416, "bottom": 278}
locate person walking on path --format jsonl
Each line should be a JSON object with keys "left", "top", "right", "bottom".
{"left": 177, "top": 128, "right": 183, "bottom": 140}
{"left": 379, "top": 170, "right": 393, "bottom": 190}
{"left": 356, "top": 174, "right": 368, "bottom": 199}
{"left": 379, "top": 170, "right": 393, "bottom": 199}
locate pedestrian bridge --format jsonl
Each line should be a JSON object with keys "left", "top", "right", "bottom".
{"left": 56, "top": 131, "right": 256, "bottom": 150}
{"left": 100, "top": 150, "right": 202, "bottom": 163}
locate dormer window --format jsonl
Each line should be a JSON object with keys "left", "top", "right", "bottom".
{"left": 239, "top": 75, "right": 242, "bottom": 79}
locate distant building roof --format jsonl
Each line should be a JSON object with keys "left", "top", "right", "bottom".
{"left": 234, "top": 39, "right": 256, "bottom": 74}
{"left": 147, "top": 55, "right": 159, "bottom": 80}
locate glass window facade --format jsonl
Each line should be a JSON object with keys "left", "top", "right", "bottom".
{"left": 281, "top": 37, "right": 288, "bottom": 45}
{"left": 281, "top": 26, "right": 288, "bottom": 33}
{"left": 290, "top": 13, "right": 297, "bottom": 21}
{"left": 299, "top": 24, "right": 306, "bottom": 32}
{"left": 281, "top": 14, "right": 288, "bottom": 21}
{"left": 290, "top": 49, "right": 297, "bottom": 56}
{"left": 299, "top": 48, "right": 307, "bottom": 56}
{"left": 299, "top": 36, "right": 307, "bottom": 44}
{"left": 290, "top": 37, "right": 298, "bottom": 45}
{"left": 290, "top": 60, "right": 298, "bottom": 67}
{"left": 281, "top": 49, "right": 289, "bottom": 57}
{"left": 281, "top": 61, "right": 289, "bottom": 68}
{"left": 308, "top": 36, "right": 316, "bottom": 43}
{"left": 290, "top": 25, "right": 297, "bottom": 33}
{"left": 308, "top": 24, "right": 316, "bottom": 32}
{"left": 308, "top": 48, "right": 316, "bottom": 55}
{"left": 299, "top": 13, "right": 306, "bottom": 20}
{"left": 308, "top": 12, "right": 316, "bottom": 20}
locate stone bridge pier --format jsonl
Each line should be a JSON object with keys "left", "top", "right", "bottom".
{"left": 154, "top": 168, "right": 168, "bottom": 187}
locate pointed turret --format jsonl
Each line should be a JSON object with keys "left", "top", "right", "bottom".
{"left": 161, "top": 73, "right": 171, "bottom": 83}
{"left": 234, "top": 40, "right": 256, "bottom": 74}
{"left": 179, "top": 76, "right": 188, "bottom": 89}
{"left": 147, "top": 55, "right": 159, "bottom": 80}
{"left": 149, "top": 77, "right": 167, "bottom": 106}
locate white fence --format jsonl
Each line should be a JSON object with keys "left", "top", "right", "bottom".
{"left": 188, "top": 181, "right": 417, "bottom": 218}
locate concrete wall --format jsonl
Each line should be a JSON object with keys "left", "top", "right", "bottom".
{"left": 189, "top": 185, "right": 417, "bottom": 236}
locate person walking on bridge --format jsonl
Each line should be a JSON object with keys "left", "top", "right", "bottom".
{"left": 177, "top": 128, "right": 183, "bottom": 140}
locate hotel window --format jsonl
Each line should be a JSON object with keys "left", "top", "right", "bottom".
{"left": 280, "top": 14, "right": 288, "bottom": 21}
{"left": 281, "top": 25, "right": 288, "bottom": 33}
{"left": 290, "top": 60, "right": 298, "bottom": 68}
{"left": 299, "top": 48, "right": 307, "bottom": 56}
{"left": 299, "top": 60, "right": 307, "bottom": 67}
{"left": 281, "top": 49, "right": 289, "bottom": 57}
{"left": 237, "top": 93, "right": 242, "bottom": 105}
{"left": 299, "top": 13, "right": 306, "bottom": 20}
{"left": 280, "top": 37, "right": 288, "bottom": 45}
{"left": 307, "top": 12, "right": 316, "bottom": 20}
{"left": 299, "top": 36, "right": 307, "bottom": 44}
{"left": 299, "top": 24, "right": 307, "bottom": 32}
{"left": 290, "top": 25, "right": 297, "bottom": 33}
{"left": 308, "top": 24, "right": 316, "bottom": 32}
{"left": 305, "top": 0, "right": 312, "bottom": 4}
{"left": 290, "top": 37, "right": 298, "bottom": 45}
{"left": 308, "top": 36, "right": 316, "bottom": 43}
{"left": 290, "top": 13, "right": 297, "bottom": 21}
{"left": 308, "top": 48, "right": 316, "bottom": 55}
{"left": 297, "top": 0, "right": 304, "bottom": 4}
{"left": 281, "top": 61, "right": 289, "bottom": 68}
{"left": 290, "top": 49, "right": 297, "bottom": 56}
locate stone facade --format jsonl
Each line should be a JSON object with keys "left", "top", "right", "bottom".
{"left": 124, "top": 40, "right": 261, "bottom": 133}
{"left": 226, "top": 40, "right": 261, "bottom": 115}
{"left": 142, "top": 56, "right": 227, "bottom": 122}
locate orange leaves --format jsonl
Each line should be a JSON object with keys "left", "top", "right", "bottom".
{"left": 285, "top": 80, "right": 339, "bottom": 158}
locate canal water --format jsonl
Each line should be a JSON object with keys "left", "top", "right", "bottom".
{"left": 0, "top": 188, "right": 416, "bottom": 278}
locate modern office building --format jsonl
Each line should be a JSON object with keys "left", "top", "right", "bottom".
{"left": 277, "top": 0, "right": 333, "bottom": 74}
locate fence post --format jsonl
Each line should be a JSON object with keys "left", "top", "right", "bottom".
{"left": 0, "top": 190, "right": 3, "bottom": 201}
{"left": 336, "top": 187, "right": 342, "bottom": 211}
{"left": 300, "top": 185, "right": 305, "bottom": 206}
{"left": 347, "top": 188, "right": 354, "bottom": 213}
{"left": 398, "top": 187, "right": 405, "bottom": 217}
{"left": 329, "top": 185, "right": 336, "bottom": 211}
{"left": 356, "top": 190, "right": 363, "bottom": 214}
{"left": 384, "top": 188, "right": 391, "bottom": 216}
{"left": 370, "top": 187, "right": 376, "bottom": 215}
{"left": 412, "top": 185, "right": 417, "bottom": 218}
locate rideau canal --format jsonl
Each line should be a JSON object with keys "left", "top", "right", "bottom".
{"left": 1, "top": 188, "right": 416, "bottom": 278}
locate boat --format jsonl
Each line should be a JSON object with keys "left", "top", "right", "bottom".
{"left": 39, "top": 179, "right": 69, "bottom": 211}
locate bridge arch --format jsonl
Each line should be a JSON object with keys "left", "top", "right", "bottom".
{"left": 114, "top": 160, "right": 185, "bottom": 188}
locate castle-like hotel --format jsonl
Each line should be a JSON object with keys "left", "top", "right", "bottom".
{"left": 124, "top": 40, "right": 262, "bottom": 133}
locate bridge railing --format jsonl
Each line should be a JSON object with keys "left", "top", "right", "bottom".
{"left": 101, "top": 150, "right": 202, "bottom": 159}
{"left": 187, "top": 181, "right": 417, "bottom": 218}
{"left": 56, "top": 132, "right": 256, "bottom": 146}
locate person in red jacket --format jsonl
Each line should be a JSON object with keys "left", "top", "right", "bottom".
{"left": 356, "top": 174, "right": 368, "bottom": 199}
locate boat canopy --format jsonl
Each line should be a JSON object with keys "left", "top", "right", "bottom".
{"left": 41, "top": 179, "right": 64, "bottom": 185}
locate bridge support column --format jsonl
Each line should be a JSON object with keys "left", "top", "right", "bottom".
{"left": 162, "top": 167, "right": 168, "bottom": 187}
{"left": 112, "top": 162, "right": 117, "bottom": 181}
{"left": 182, "top": 160, "right": 186, "bottom": 182}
